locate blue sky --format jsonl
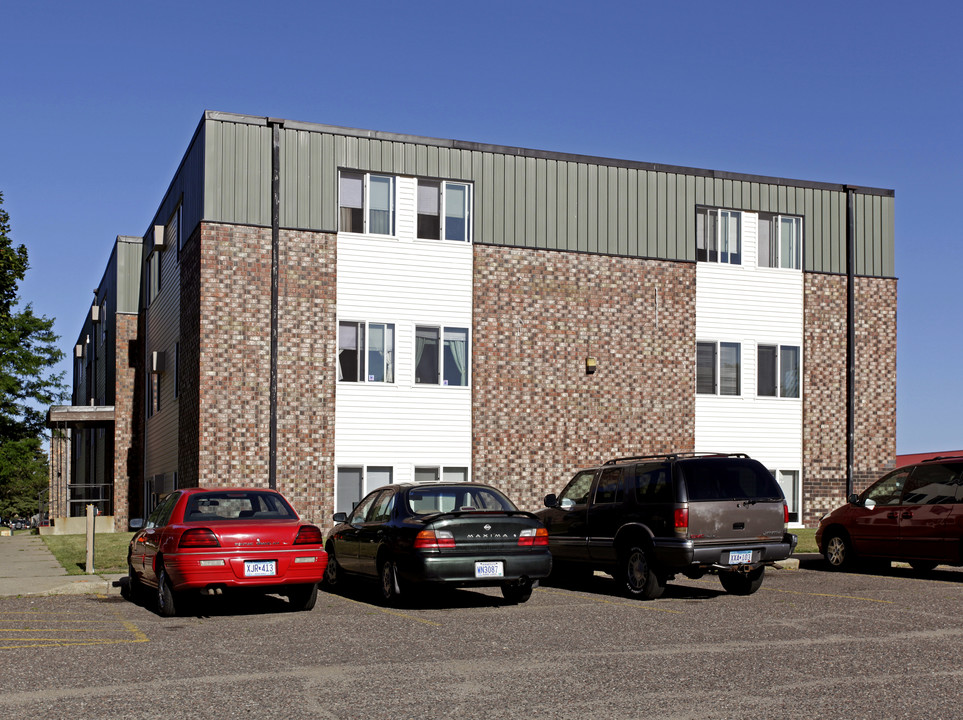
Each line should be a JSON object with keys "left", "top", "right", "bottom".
{"left": 1, "top": 1, "right": 959, "bottom": 453}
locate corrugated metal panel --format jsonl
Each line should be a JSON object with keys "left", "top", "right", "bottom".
{"left": 200, "top": 113, "right": 895, "bottom": 278}
{"left": 115, "top": 237, "right": 143, "bottom": 314}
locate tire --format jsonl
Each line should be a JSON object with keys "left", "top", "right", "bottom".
{"left": 322, "top": 546, "right": 340, "bottom": 589}
{"left": 823, "top": 532, "right": 855, "bottom": 571}
{"left": 379, "top": 559, "right": 400, "bottom": 605}
{"left": 501, "top": 580, "right": 534, "bottom": 604}
{"left": 909, "top": 560, "right": 938, "bottom": 573}
{"left": 287, "top": 583, "right": 319, "bottom": 611}
{"left": 719, "top": 566, "right": 765, "bottom": 595}
{"left": 621, "top": 545, "right": 666, "bottom": 600}
{"left": 125, "top": 562, "right": 142, "bottom": 604}
{"left": 156, "top": 565, "right": 178, "bottom": 618}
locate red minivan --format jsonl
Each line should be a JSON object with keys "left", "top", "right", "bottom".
{"left": 816, "top": 456, "right": 963, "bottom": 572}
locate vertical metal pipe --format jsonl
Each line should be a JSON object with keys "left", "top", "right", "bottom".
{"left": 269, "top": 120, "right": 281, "bottom": 490}
{"left": 846, "top": 188, "right": 856, "bottom": 498}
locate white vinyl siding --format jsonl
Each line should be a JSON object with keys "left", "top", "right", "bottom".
{"left": 335, "top": 178, "right": 472, "bottom": 494}
{"left": 695, "top": 210, "right": 803, "bottom": 520}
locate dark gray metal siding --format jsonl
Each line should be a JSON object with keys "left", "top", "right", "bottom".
{"left": 198, "top": 112, "right": 895, "bottom": 278}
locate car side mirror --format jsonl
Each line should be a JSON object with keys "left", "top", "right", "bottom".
{"left": 863, "top": 498, "right": 876, "bottom": 510}
{"left": 847, "top": 494, "right": 860, "bottom": 505}
{"left": 129, "top": 518, "right": 144, "bottom": 531}
{"left": 543, "top": 494, "right": 558, "bottom": 508}
{"left": 332, "top": 512, "right": 347, "bottom": 523}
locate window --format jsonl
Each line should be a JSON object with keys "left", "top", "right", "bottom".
{"left": 758, "top": 345, "right": 800, "bottom": 398}
{"left": 147, "top": 372, "right": 161, "bottom": 418}
{"left": 100, "top": 300, "right": 107, "bottom": 344}
{"left": 758, "top": 213, "right": 802, "bottom": 270}
{"left": 594, "top": 467, "right": 623, "bottom": 504}
{"left": 417, "top": 180, "right": 472, "bottom": 242}
{"left": 337, "top": 466, "right": 394, "bottom": 515}
{"left": 696, "top": 207, "right": 741, "bottom": 264}
{"left": 558, "top": 471, "right": 595, "bottom": 508}
{"left": 862, "top": 468, "right": 911, "bottom": 506}
{"left": 415, "top": 325, "right": 470, "bottom": 386}
{"left": 174, "top": 342, "right": 180, "bottom": 399}
{"left": 696, "top": 341, "right": 741, "bottom": 395}
{"left": 774, "top": 470, "right": 800, "bottom": 522}
{"left": 146, "top": 251, "right": 161, "bottom": 304}
{"left": 413, "top": 467, "right": 468, "bottom": 484}
{"left": 167, "top": 204, "right": 182, "bottom": 260}
{"left": 338, "top": 321, "right": 395, "bottom": 383}
{"left": 339, "top": 171, "right": 395, "bottom": 235}
{"left": 902, "top": 463, "right": 963, "bottom": 505}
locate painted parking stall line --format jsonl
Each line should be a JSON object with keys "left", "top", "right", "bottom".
{"left": 0, "top": 608, "right": 149, "bottom": 650}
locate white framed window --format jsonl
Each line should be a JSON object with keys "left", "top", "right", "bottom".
{"left": 417, "top": 180, "right": 472, "bottom": 242}
{"left": 339, "top": 171, "right": 395, "bottom": 236}
{"left": 338, "top": 321, "right": 395, "bottom": 383}
{"left": 757, "top": 344, "right": 800, "bottom": 398}
{"left": 167, "top": 204, "right": 182, "bottom": 261}
{"left": 696, "top": 341, "right": 741, "bottom": 396}
{"left": 758, "top": 213, "right": 802, "bottom": 270}
{"left": 772, "top": 469, "right": 800, "bottom": 523}
{"left": 415, "top": 325, "right": 470, "bottom": 386}
{"left": 414, "top": 466, "right": 469, "bottom": 483}
{"left": 336, "top": 465, "right": 394, "bottom": 514}
{"left": 696, "top": 207, "right": 741, "bottom": 264}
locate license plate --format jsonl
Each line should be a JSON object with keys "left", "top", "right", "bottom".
{"left": 728, "top": 551, "right": 753, "bottom": 565}
{"left": 474, "top": 561, "right": 504, "bottom": 578}
{"left": 244, "top": 560, "right": 277, "bottom": 577}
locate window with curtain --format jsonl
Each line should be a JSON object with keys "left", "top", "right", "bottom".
{"left": 339, "top": 321, "right": 394, "bottom": 383}
{"left": 759, "top": 213, "right": 802, "bottom": 270}
{"left": 339, "top": 172, "right": 363, "bottom": 233}
{"left": 443, "top": 327, "right": 469, "bottom": 386}
{"left": 696, "top": 207, "right": 741, "bottom": 264}
{"left": 415, "top": 326, "right": 440, "bottom": 384}
{"left": 757, "top": 344, "right": 800, "bottom": 398}
{"left": 368, "top": 175, "right": 394, "bottom": 235}
{"left": 444, "top": 182, "right": 470, "bottom": 242}
{"left": 417, "top": 180, "right": 441, "bottom": 239}
{"left": 696, "top": 342, "right": 717, "bottom": 394}
{"left": 339, "top": 171, "right": 394, "bottom": 235}
{"left": 417, "top": 180, "right": 472, "bottom": 242}
{"left": 336, "top": 467, "right": 363, "bottom": 514}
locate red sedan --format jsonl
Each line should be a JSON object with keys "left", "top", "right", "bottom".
{"left": 127, "top": 488, "right": 328, "bottom": 616}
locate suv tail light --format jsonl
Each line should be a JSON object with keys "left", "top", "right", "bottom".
{"left": 294, "top": 525, "right": 323, "bottom": 545}
{"left": 783, "top": 503, "right": 789, "bottom": 529}
{"left": 673, "top": 507, "right": 689, "bottom": 537}
{"left": 179, "top": 528, "right": 220, "bottom": 548}
{"left": 414, "top": 529, "right": 455, "bottom": 549}
{"left": 518, "top": 528, "right": 549, "bottom": 547}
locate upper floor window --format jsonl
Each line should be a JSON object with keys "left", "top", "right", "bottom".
{"left": 415, "top": 325, "right": 470, "bottom": 386}
{"left": 338, "top": 321, "right": 395, "bottom": 383}
{"left": 757, "top": 344, "right": 800, "bottom": 398}
{"left": 696, "top": 208, "right": 741, "bottom": 265}
{"left": 146, "top": 251, "right": 161, "bottom": 305}
{"left": 339, "top": 171, "right": 395, "bottom": 236}
{"left": 759, "top": 213, "right": 802, "bottom": 270}
{"left": 417, "top": 180, "right": 472, "bottom": 242}
{"left": 696, "top": 341, "right": 741, "bottom": 395}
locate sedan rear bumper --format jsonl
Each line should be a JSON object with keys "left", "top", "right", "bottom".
{"left": 162, "top": 549, "right": 328, "bottom": 591}
{"left": 397, "top": 550, "right": 552, "bottom": 586}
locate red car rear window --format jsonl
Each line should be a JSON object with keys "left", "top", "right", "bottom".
{"left": 183, "top": 491, "right": 296, "bottom": 522}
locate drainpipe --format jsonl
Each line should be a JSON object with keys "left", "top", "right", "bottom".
{"left": 845, "top": 187, "right": 856, "bottom": 498}
{"left": 268, "top": 119, "right": 282, "bottom": 490}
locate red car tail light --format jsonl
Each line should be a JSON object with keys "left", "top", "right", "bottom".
{"left": 294, "top": 525, "right": 323, "bottom": 545}
{"left": 783, "top": 503, "right": 790, "bottom": 529}
{"left": 179, "top": 528, "right": 220, "bottom": 548}
{"left": 518, "top": 528, "right": 549, "bottom": 547}
{"left": 414, "top": 529, "right": 455, "bottom": 549}
{"left": 674, "top": 507, "right": 689, "bottom": 536}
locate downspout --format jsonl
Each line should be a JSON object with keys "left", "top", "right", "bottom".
{"left": 268, "top": 119, "right": 282, "bottom": 490}
{"left": 845, "top": 187, "right": 856, "bottom": 498}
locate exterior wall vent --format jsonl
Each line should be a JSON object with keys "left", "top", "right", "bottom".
{"left": 74, "top": 344, "right": 83, "bottom": 359}
{"left": 153, "top": 224, "right": 165, "bottom": 251}
{"left": 151, "top": 350, "right": 166, "bottom": 374}
{"left": 90, "top": 304, "right": 100, "bottom": 324}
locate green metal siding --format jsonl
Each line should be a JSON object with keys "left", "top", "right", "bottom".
{"left": 198, "top": 112, "right": 895, "bottom": 278}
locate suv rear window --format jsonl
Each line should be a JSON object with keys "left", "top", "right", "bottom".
{"left": 678, "top": 458, "right": 783, "bottom": 502}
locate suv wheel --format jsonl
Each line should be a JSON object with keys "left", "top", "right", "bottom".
{"left": 621, "top": 545, "right": 665, "bottom": 600}
{"left": 824, "top": 532, "right": 855, "bottom": 571}
{"left": 719, "top": 566, "right": 765, "bottom": 595}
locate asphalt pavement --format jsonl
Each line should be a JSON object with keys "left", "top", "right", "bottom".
{"left": 0, "top": 533, "right": 124, "bottom": 597}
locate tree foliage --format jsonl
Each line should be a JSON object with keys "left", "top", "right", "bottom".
{"left": 0, "top": 191, "right": 66, "bottom": 517}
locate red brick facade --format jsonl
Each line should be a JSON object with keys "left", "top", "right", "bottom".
{"left": 802, "top": 274, "right": 897, "bottom": 525}
{"left": 471, "top": 246, "right": 696, "bottom": 510}
{"left": 185, "top": 223, "right": 336, "bottom": 525}
{"left": 112, "top": 312, "right": 142, "bottom": 528}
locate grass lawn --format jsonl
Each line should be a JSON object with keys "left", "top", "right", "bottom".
{"left": 42, "top": 532, "right": 134, "bottom": 575}
{"left": 794, "top": 527, "right": 818, "bottom": 554}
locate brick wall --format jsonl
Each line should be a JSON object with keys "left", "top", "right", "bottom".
{"left": 112, "top": 312, "right": 142, "bottom": 527}
{"left": 191, "top": 223, "right": 336, "bottom": 524}
{"left": 802, "top": 274, "right": 897, "bottom": 525}
{"left": 472, "top": 246, "right": 696, "bottom": 511}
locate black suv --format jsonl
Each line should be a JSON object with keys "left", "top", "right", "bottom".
{"left": 536, "top": 453, "right": 797, "bottom": 599}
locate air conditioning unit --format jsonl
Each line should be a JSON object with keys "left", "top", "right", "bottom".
{"left": 74, "top": 344, "right": 83, "bottom": 359}
{"left": 90, "top": 304, "right": 100, "bottom": 324}
{"left": 151, "top": 350, "right": 166, "bottom": 374}
{"left": 153, "top": 224, "right": 165, "bottom": 250}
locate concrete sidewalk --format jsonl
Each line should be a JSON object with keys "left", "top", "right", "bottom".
{"left": 0, "top": 533, "right": 123, "bottom": 597}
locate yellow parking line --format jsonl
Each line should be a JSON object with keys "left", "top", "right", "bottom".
{"left": 329, "top": 594, "right": 442, "bottom": 626}
{"left": 535, "top": 587, "right": 684, "bottom": 614}
{"left": 0, "top": 607, "right": 148, "bottom": 649}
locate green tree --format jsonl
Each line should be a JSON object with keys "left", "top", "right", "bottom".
{"left": 0, "top": 191, "right": 66, "bottom": 519}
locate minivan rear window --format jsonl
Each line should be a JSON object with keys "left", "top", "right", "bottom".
{"left": 679, "top": 458, "right": 783, "bottom": 502}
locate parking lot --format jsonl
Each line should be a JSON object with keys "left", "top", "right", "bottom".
{"left": 1, "top": 560, "right": 962, "bottom": 719}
